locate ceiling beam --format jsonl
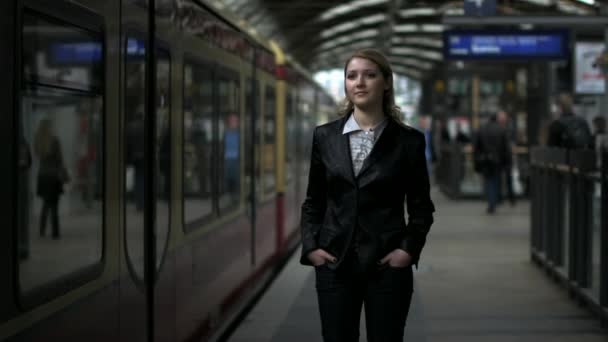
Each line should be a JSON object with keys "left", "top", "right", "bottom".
{"left": 378, "top": 0, "right": 403, "bottom": 52}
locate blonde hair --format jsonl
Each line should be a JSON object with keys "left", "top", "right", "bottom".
{"left": 34, "top": 118, "right": 54, "bottom": 158}
{"left": 338, "top": 49, "right": 401, "bottom": 121}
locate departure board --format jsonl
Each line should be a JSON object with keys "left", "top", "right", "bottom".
{"left": 443, "top": 30, "right": 569, "bottom": 60}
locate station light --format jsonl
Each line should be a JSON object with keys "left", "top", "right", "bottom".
{"left": 320, "top": 15, "right": 385, "bottom": 39}
{"left": 399, "top": 8, "right": 437, "bottom": 18}
{"left": 318, "top": 0, "right": 389, "bottom": 22}
{"left": 391, "top": 47, "right": 443, "bottom": 61}
{"left": 317, "top": 39, "right": 375, "bottom": 53}
{"left": 394, "top": 24, "right": 443, "bottom": 33}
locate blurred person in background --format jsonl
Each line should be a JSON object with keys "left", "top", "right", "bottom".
{"left": 547, "top": 93, "right": 591, "bottom": 149}
{"left": 34, "top": 118, "right": 69, "bottom": 239}
{"left": 474, "top": 113, "right": 510, "bottom": 214}
{"left": 497, "top": 110, "right": 516, "bottom": 206}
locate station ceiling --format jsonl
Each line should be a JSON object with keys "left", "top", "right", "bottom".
{"left": 216, "top": 0, "right": 602, "bottom": 80}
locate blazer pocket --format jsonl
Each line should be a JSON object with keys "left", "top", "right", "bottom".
{"left": 379, "top": 229, "right": 406, "bottom": 253}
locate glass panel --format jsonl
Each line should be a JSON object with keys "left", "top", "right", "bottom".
{"left": 18, "top": 12, "right": 104, "bottom": 293}
{"left": 124, "top": 35, "right": 146, "bottom": 278}
{"left": 23, "top": 11, "right": 102, "bottom": 92}
{"left": 155, "top": 49, "right": 171, "bottom": 268}
{"left": 218, "top": 73, "right": 240, "bottom": 212}
{"left": 183, "top": 62, "right": 214, "bottom": 225}
{"left": 20, "top": 91, "right": 103, "bottom": 291}
{"left": 263, "top": 86, "right": 275, "bottom": 194}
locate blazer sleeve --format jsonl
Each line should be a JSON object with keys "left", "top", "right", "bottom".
{"left": 300, "top": 127, "right": 327, "bottom": 265}
{"left": 400, "top": 132, "right": 435, "bottom": 265}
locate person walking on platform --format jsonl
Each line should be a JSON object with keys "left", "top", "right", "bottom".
{"left": 497, "top": 110, "right": 516, "bottom": 206}
{"left": 547, "top": 92, "right": 592, "bottom": 149}
{"left": 474, "top": 114, "right": 510, "bottom": 214}
{"left": 300, "top": 49, "right": 435, "bottom": 342}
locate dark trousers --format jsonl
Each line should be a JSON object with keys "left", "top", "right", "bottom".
{"left": 315, "top": 251, "right": 413, "bottom": 342}
{"left": 40, "top": 198, "right": 60, "bottom": 238}
{"left": 501, "top": 167, "right": 515, "bottom": 204}
{"left": 484, "top": 173, "right": 500, "bottom": 213}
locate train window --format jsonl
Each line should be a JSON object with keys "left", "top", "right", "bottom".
{"left": 17, "top": 9, "right": 104, "bottom": 295}
{"left": 263, "top": 86, "right": 276, "bottom": 195}
{"left": 183, "top": 61, "right": 215, "bottom": 226}
{"left": 217, "top": 71, "right": 241, "bottom": 213}
{"left": 123, "top": 36, "right": 172, "bottom": 276}
{"left": 22, "top": 12, "right": 103, "bottom": 93}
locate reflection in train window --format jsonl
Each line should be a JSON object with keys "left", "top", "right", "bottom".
{"left": 263, "top": 86, "right": 276, "bottom": 195}
{"left": 218, "top": 71, "right": 241, "bottom": 213}
{"left": 18, "top": 10, "right": 104, "bottom": 294}
{"left": 183, "top": 61, "right": 214, "bottom": 226}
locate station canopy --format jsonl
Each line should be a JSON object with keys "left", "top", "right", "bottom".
{"left": 214, "top": 0, "right": 602, "bottom": 79}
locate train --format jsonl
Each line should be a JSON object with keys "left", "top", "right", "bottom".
{"left": 0, "top": 0, "right": 336, "bottom": 340}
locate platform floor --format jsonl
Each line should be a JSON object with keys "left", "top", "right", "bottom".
{"left": 229, "top": 189, "right": 608, "bottom": 342}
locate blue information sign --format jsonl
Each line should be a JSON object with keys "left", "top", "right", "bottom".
{"left": 443, "top": 30, "right": 569, "bottom": 60}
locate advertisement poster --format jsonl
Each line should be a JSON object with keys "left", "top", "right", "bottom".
{"left": 575, "top": 42, "right": 605, "bottom": 94}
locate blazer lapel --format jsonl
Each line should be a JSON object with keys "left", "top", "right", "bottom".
{"left": 335, "top": 116, "right": 356, "bottom": 185}
{"left": 357, "top": 119, "right": 396, "bottom": 179}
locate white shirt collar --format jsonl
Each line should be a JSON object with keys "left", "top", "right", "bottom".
{"left": 342, "top": 113, "right": 388, "bottom": 135}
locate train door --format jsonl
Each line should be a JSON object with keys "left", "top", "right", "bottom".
{"left": 121, "top": 1, "right": 174, "bottom": 341}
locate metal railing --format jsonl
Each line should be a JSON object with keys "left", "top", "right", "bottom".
{"left": 530, "top": 147, "right": 608, "bottom": 324}
{"left": 435, "top": 143, "right": 529, "bottom": 199}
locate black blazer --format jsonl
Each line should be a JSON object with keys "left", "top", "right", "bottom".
{"left": 300, "top": 115, "right": 435, "bottom": 271}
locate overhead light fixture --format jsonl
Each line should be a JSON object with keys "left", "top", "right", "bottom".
{"left": 391, "top": 47, "right": 442, "bottom": 61}
{"left": 320, "top": 15, "right": 386, "bottom": 39}
{"left": 319, "top": 0, "right": 389, "bottom": 22}
{"left": 392, "top": 36, "right": 443, "bottom": 48}
{"left": 522, "top": 0, "right": 552, "bottom": 6}
{"left": 399, "top": 8, "right": 437, "bottom": 18}
{"left": 318, "top": 37, "right": 375, "bottom": 52}
{"left": 394, "top": 24, "right": 443, "bottom": 33}
{"left": 556, "top": 0, "right": 594, "bottom": 14}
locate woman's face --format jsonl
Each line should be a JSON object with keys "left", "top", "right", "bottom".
{"left": 345, "top": 57, "right": 388, "bottom": 111}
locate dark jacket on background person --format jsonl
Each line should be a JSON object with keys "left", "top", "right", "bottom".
{"left": 474, "top": 118, "right": 511, "bottom": 175}
{"left": 300, "top": 116, "right": 435, "bottom": 272}
{"left": 547, "top": 112, "right": 592, "bottom": 149}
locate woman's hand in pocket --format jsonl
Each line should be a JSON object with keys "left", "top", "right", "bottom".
{"left": 378, "top": 249, "right": 412, "bottom": 268}
{"left": 307, "top": 249, "right": 337, "bottom": 266}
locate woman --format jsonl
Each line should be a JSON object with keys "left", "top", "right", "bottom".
{"left": 34, "top": 118, "right": 68, "bottom": 239}
{"left": 300, "top": 49, "right": 435, "bottom": 342}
